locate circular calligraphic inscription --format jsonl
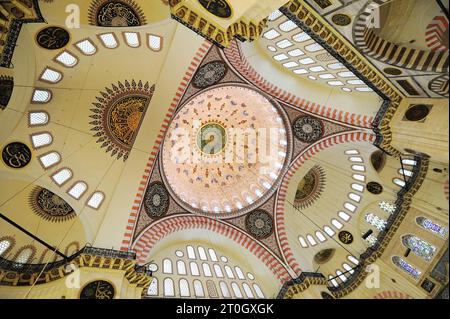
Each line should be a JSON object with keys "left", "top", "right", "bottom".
{"left": 36, "top": 27, "right": 70, "bottom": 50}
{"left": 367, "top": 181, "right": 383, "bottom": 195}
{"left": 143, "top": 182, "right": 170, "bottom": 219}
{"left": 2, "top": 142, "right": 32, "bottom": 169}
{"left": 193, "top": 61, "right": 228, "bottom": 89}
{"left": 196, "top": 122, "right": 227, "bottom": 155}
{"left": 245, "top": 210, "right": 274, "bottom": 239}
{"left": 293, "top": 116, "right": 324, "bottom": 143}
{"left": 332, "top": 14, "right": 352, "bottom": 26}
{"left": 383, "top": 67, "right": 402, "bottom": 76}
{"left": 97, "top": 2, "right": 141, "bottom": 27}
{"left": 80, "top": 280, "right": 115, "bottom": 299}
{"left": 338, "top": 231, "right": 354, "bottom": 245}
{"left": 405, "top": 105, "right": 430, "bottom": 122}
{"left": 198, "top": 0, "right": 232, "bottom": 18}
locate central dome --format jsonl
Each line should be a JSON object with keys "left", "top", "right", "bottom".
{"left": 161, "top": 85, "right": 291, "bottom": 218}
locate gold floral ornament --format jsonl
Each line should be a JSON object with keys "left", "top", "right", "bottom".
{"left": 29, "top": 186, "right": 76, "bottom": 223}
{"left": 88, "top": 0, "right": 146, "bottom": 27}
{"left": 294, "top": 165, "right": 326, "bottom": 210}
{"left": 90, "top": 80, "right": 155, "bottom": 161}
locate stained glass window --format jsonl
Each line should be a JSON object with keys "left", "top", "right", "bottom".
{"left": 365, "top": 234, "right": 378, "bottom": 247}
{"left": 365, "top": 213, "right": 387, "bottom": 231}
{"left": 402, "top": 235, "right": 436, "bottom": 261}
{"left": 0, "top": 240, "right": 11, "bottom": 256}
{"left": 379, "top": 201, "right": 396, "bottom": 214}
{"left": 392, "top": 256, "right": 421, "bottom": 279}
{"left": 416, "top": 217, "right": 449, "bottom": 238}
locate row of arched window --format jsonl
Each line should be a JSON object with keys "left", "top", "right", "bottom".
{"left": 298, "top": 150, "right": 367, "bottom": 248}
{"left": 147, "top": 245, "right": 265, "bottom": 299}
{"left": 0, "top": 237, "right": 80, "bottom": 264}
{"left": 148, "top": 277, "right": 265, "bottom": 299}
{"left": 28, "top": 111, "right": 105, "bottom": 210}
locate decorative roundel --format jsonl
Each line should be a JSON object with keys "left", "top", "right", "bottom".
{"left": 314, "top": 249, "right": 335, "bottom": 264}
{"left": 2, "top": 142, "right": 32, "bottom": 169}
{"left": 245, "top": 210, "right": 274, "bottom": 240}
{"left": 367, "top": 181, "right": 383, "bottom": 195}
{"left": 383, "top": 67, "right": 402, "bottom": 76}
{"left": 405, "top": 104, "right": 430, "bottom": 122}
{"left": 338, "top": 231, "right": 354, "bottom": 245}
{"left": 293, "top": 116, "right": 324, "bottom": 143}
{"left": 332, "top": 14, "right": 352, "bottom": 26}
{"left": 161, "top": 85, "right": 291, "bottom": 218}
{"left": 36, "top": 27, "right": 70, "bottom": 50}
{"left": 29, "top": 187, "right": 76, "bottom": 222}
{"left": 429, "top": 75, "right": 449, "bottom": 98}
{"left": 80, "top": 280, "right": 115, "bottom": 299}
{"left": 143, "top": 182, "right": 170, "bottom": 219}
{"left": 90, "top": 80, "right": 155, "bottom": 161}
{"left": 198, "top": 0, "right": 232, "bottom": 19}
{"left": 193, "top": 61, "right": 228, "bottom": 89}
{"left": 89, "top": 0, "right": 146, "bottom": 27}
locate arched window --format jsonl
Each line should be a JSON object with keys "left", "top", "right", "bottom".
{"left": 29, "top": 111, "right": 49, "bottom": 126}
{"left": 208, "top": 248, "right": 218, "bottom": 261}
{"left": 353, "top": 174, "right": 365, "bottom": 182}
{"left": 190, "top": 262, "right": 200, "bottom": 276}
{"left": 148, "top": 34, "right": 162, "bottom": 51}
{"left": 75, "top": 39, "right": 97, "bottom": 55}
{"left": 379, "top": 201, "right": 396, "bottom": 214}
{"left": 0, "top": 239, "right": 12, "bottom": 257}
{"left": 351, "top": 183, "right": 364, "bottom": 192}
{"left": 342, "top": 263, "right": 355, "bottom": 274}
{"left": 187, "top": 245, "right": 196, "bottom": 259}
{"left": 365, "top": 234, "right": 378, "bottom": 247}
{"left": 179, "top": 279, "right": 190, "bottom": 297}
{"left": 206, "top": 280, "right": 218, "bottom": 298}
{"left": 220, "top": 281, "right": 231, "bottom": 298}
{"left": 86, "top": 192, "right": 105, "bottom": 209}
{"left": 392, "top": 256, "right": 421, "bottom": 279}
{"left": 193, "top": 280, "right": 204, "bottom": 297}
{"left": 202, "top": 263, "right": 212, "bottom": 277}
{"left": 68, "top": 181, "right": 88, "bottom": 199}
{"left": 224, "top": 265, "right": 235, "bottom": 279}
{"left": 55, "top": 51, "right": 78, "bottom": 67}
{"left": 402, "top": 235, "right": 436, "bottom": 261}
{"left": 38, "top": 151, "right": 60, "bottom": 169}
{"left": 15, "top": 247, "right": 34, "bottom": 264}
{"left": 163, "top": 278, "right": 174, "bottom": 296}
{"left": 198, "top": 246, "right": 208, "bottom": 260}
{"left": 98, "top": 33, "right": 118, "bottom": 49}
{"left": 231, "top": 282, "right": 243, "bottom": 298}
{"left": 242, "top": 283, "right": 254, "bottom": 298}
{"left": 31, "top": 132, "right": 53, "bottom": 149}
{"left": 416, "top": 217, "right": 449, "bottom": 238}
{"left": 163, "top": 259, "right": 172, "bottom": 274}
{"left": 40, "top": 68, "right": 62, "bottom": 83}
{"left": 324, "top": 226, "right": 335, "bottom": 237}
{"left": 331, "top": 219, "right": 343, "bottom": 230}
{"left": 253, "top": 284, "right": 265, "bottom": 298}
{"left": 147, "top": 278, "right": 158, "bottom": 296}
{"left": 338, "top": 211, "right": 351, "bottom": 222}
{"left": 336, "top": 270, "right": 347, "bottom": 282}
{"left": 124, "top": 32, "right": 140, "bottom": 47}
{"left": 214, "top": 264, "right": 224, "bottom": 278}
{"left": 298, "top": 236, "right": 308, "bottom": 247}
{"left": 365, "top": 213, "right": 387, "bottom": 231}
{"left": 347, "top": 255, "right": 359, "bottom": 265}
{"left": 393, "top": 178, "right": 406, "bottom": 188}
{"left": 51, "top": 168, "right": 73, "bottom": 186}
{"left": 306, "top": 234, "right": 317, "bottom": 246}
{"left": 177, "top": 260, "right": 187, "bottom": 275}
{"left": 234, "top": 266, "right": 245, "bottom": 280}
{"left": 32, "top": 89, "right": 52, "bottom": 103}
{"left": 329, "top": 275, "right": 339, "bottom": 287}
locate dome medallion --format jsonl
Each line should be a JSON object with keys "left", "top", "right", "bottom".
{"left": 161, "top": 85, "right": 292, "bottom": 218}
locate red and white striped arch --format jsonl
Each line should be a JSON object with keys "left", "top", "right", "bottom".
{"left": 120, "top": 41, "right": 212, "bottom": 251}
{"left": 132, "top": 214, "right": 293, "bottom": 283}
{"left": 275, "top": 131, "right": 376, "bottom": 275}
{"left": 223, "top": 41, "right": 374, "bottom": 129}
